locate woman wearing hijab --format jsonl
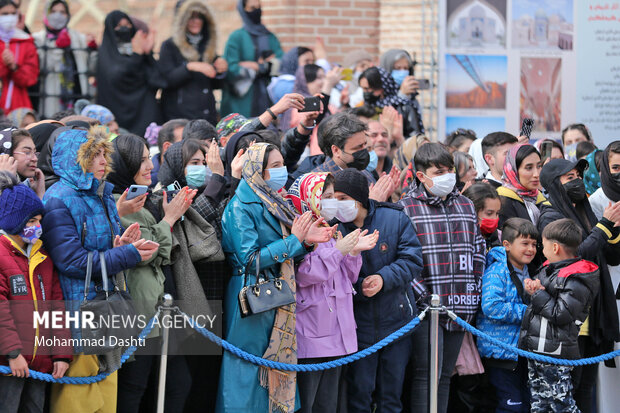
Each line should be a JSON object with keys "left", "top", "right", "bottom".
{"left": 159, "top": 1, "right": 228, "bottom": 124}
{"left": 221, "top": 0, "right": 283, "bottom": 118}
{"left": 25, "top": 119, "right": 62, "bottom": 152}
{"left": 0, "top": 0, "right": 38, "bottom": 113}
{"left": 32, "top": 0, "right": 97, "bottom": 118}
{"left": 267, "top": 46, "right": 314, "bottom": 103}
{"left": 106, "top": 134, "right": 195, "bottom": 413}
{"left": 359, "top": 66, "right": 424, "bottom": 138}
{"left": 216, "top": 143, "right": 332, "bottom": 412}
{"left": 537, "top": 158, "right": 620, "bottom": 413}
{"left": 379, "top": 49, "right": 422, "bottom": 100}
{"left": 96, "top": 10, "right": 165, "bottom": 135}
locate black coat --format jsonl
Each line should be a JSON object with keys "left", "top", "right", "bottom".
{"left": 159, "top": 38, "right": 222, "bottom": 124}
{"left": 396, "top": 99, "right": 425, "bottom": 138}
{"left": 519, "top": 259, "right": 599, "bottom": 359}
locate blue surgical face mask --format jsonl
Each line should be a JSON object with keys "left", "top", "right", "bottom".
{"left": 391, "top": 69, "right": 409, "bottom": 87}
{"left": 266, "top": 166, "right": 288, "bottom": 192}
{"left": 21, "top": 224, "right": 42, "bottom": 244}
{"left": 185, "top": 165, "right": 210, "bottom": 188}
{"left": 366, "top": 150, "right": 378, "bottom": 172}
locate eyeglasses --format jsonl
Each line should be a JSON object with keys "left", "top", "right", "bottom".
{"left": 13, "top": 150, "right": 39, "bottom": 159}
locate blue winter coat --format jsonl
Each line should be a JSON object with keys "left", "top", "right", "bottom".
{"left": 216, "top": 179, "right": 307, "bottom": 413}
{"left": 338, "top": 201, "right": 423, "bottom": 347}
{"left": 41, "top": 129, "right": 141, "bottom": 339}
{"left": 476, "top": 247, "right": 528, "bottom": 361}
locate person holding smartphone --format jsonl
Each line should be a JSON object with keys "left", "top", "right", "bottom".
{"left": 106, "top": 133, "right": 197, "bottom": 413}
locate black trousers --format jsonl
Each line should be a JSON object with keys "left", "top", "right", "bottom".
{"left": 298, "top": 356, "right": 342, "bottom": 413}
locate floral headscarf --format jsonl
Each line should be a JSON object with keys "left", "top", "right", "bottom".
{"left": 373, "top": 66, "right": 412, "bottom": 108}
{"left": 584, "top": 149, "right": 601, "bottom": 195}
{"left": 502, "top": 143, "right": 539, "bottom": 201}
{"left": 286, "top": 172, "right": 328, "bottom": 218}
{"left": 242, "top": 143, "right": 298, "bottom": 227}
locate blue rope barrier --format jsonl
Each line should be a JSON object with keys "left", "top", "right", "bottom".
{"left": 0, "top": 310, "right": 160, "bottom": 384}
{"left": 447, "top": 310, "right": 620, "bottom": 366}
{"left": 182, "top": 308, "right": 427, "bottom": 372}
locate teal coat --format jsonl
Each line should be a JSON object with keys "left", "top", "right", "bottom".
{"left": 220, "top": 28, "right": 283, "bottom": 117}
{"left": 216, "top": 179, "right": 306, "bottom": 413}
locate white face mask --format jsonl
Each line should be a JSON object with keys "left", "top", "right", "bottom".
{"left": 424, "top": 172, "right": 456, "bottom": 197}
{"left": 335, "top": 200, "right": 358, "bottom": 223}
{"left": 0, "top": 14, "right": 17, "bottom": 33}
{"left": 320, "top": 198, "right": 339, "bottom": 221}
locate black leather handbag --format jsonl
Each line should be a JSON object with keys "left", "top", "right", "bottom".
{"left": 238, "top": 250, "right": 295, "bottom": 317}
{"left": 80, "top": 251, "right": 139, "bottom": 355}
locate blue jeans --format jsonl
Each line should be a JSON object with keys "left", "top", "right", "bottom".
{"left": 486, "top": 362, "right": 530, "bottom": 413}
{"left": 0, "top": 375, "right": 46, "bottom": 413}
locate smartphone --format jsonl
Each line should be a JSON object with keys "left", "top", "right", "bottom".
{"left": 541, "top": 141, "right": 553, "bottom": 162}
{"left": 417, "top": 79, "right": 431, "bottom": 90}
{"left": 520, "top": 118, "right": 534, "bottom": 140}
{"left": 126, "top": 185, "right": 148, "bottom": 200}
{"left": 300, "top": 96, "right": 321, "bottom": 112}
{"left": 341, "top": 68, "right": 353, "bottom": 81}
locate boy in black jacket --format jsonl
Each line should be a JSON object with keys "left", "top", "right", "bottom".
{"left": 518, "top": 219, "right": 600, "bottom": 413}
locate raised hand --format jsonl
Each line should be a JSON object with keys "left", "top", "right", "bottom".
{"left": 271, "top": 93, "right": 305, "bottom": 115}
{"left": 30, "top": 168, "right": 45, "bottom": 199}
{"left": 335, "top": 228, "right": 361, "bottom": 256}
{"left": 132, "top": 239, "right": 159, "bottom": 262}
{"left": 305, "top": 217, "right": 332, "bottom": 244}
{"left": 207, "top": 139, "right": 225, "bottom": 176}
{"left": 291, "top": 212, "right": 313, "bottom": 243}
{"left": 116, "top": 188, "right": 147, "bottom": 218}
{"left": 231, "top": 148, "right": 247, "bottom": 179}
{"left": 351, "top": 229, "right": 379, "bottom": 256}
{"left": 0, "top": 154, "right": 17, "bottom": 174}
{"left": 163, "top": 187, "right": 196, "bottom": 227}
{"left": 115, "top": 222, "right": 142, "bottom": 248}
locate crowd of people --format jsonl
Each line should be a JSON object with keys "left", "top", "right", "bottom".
{"left": 0, "top": 0, "right": 618, "bottom": 413}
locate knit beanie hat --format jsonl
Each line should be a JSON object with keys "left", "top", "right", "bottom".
{"left": 333, "top": 168, "right": 369, "bottom": 209}
{"left": 0, "top": 183, "right": 45, "bottom": 234}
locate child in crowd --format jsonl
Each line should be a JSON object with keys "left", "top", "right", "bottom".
{"left": 0, "top": 171, "right": 71, "bottom": 413}
{"left": 477, "top": 218, "right": 538, "bottom": 412}
{"left": 287, "top": 172, "right": 378, "bottom": 413}
{"left": 463, "top": 182, "right": 502, "bottom": 252}
{"left": 519, "top": 218, "right": 600, "bottom": 413}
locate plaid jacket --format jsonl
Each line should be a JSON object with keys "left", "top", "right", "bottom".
{"left": 399, "top": 181, "right": 486, "bottom": 330}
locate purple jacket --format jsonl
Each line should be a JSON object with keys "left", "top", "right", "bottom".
{"left": 296, "top": 239, "right": 362, "bottom": 359}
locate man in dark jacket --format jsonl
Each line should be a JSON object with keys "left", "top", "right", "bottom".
{"left": 519, "top": 218, "right": 600, "bottom": 413}
{"left": 332, "top": 168, "right": 423, "bottom": 413}
{"left": 399, "top": 143, "right": 486, "bottom": 413}
{"left": 538, "top": 158, "right": 620, "bottom": 412}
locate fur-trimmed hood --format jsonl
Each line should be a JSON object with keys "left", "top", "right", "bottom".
{"left": 172, "top": 0, "right": 217, "bottom": 63}
{"left": 52, "top": 126, "right": 113, "bottom": 191}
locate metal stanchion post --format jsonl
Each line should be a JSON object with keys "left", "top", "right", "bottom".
{"left": 428, "top": 294, "right": 440, "bottom": 413}
{"left": 156, "top": 294, "right": 174, "bottom": 413}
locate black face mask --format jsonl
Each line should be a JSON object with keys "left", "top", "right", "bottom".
{"left": 346, "top": 149, "right": 370, "bottom": 170}
{"left": 563, "top": 178, "right": 587, "bottom": 203}
{"left": 363, "top": 91, "right": 379, "bottom": 105}
{"left": 247, "top": 8, "right": 262, "bottom": 24}
{"left": 115, "top": 26, "right": 133, "bottom": 43}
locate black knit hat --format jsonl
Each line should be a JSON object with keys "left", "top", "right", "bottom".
{"left": 333, "top": 168, "right": 369, "bottom": 209}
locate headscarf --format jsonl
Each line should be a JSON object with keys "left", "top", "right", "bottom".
{"left": 107, "top": 134, "right": 148, "bottom": 194}
{"left": 286, "top": 172, "right": 328, "bottom": 218}
{"left": 242, "top": 142, "right": 297, "bottom": 227}
{"left": 379, "top": 49, "right": 412, "bottom": 73}
{"left": 8, "top": 108, "right": 38, "bottom": 128}
{"left": 468, "top": 138, "right": 488, "bottom": 179}
{"left": 158, "top": 140, "right": 188, "bottom": 187}
{"left": 26, "top": 121, "right": 63, "bottom": 152}
{"left": 584, "top": 149, "right": 602, "bottom": 195}
{"left": 236, "top": 0, "right": 271, "bottom": 56}
{"left": 502, "top": 144, "right": 540, "bottom": 223}
{"left": 280, "top": 47, "right": 300, "bottom": 76}
{"left": 0, "top": 129, "right": 13, "bottom": 154}
{"left": 601, "top": 142, "right": 620, "bottom": 202}
{"left": 223, "top": 130, "right": 262, "bottom": 178}
{"left": 81, "top": 104, "right": 114, "bottom": 125}
{"left": 372, "top": 67, "right": 412, "bottom": 108}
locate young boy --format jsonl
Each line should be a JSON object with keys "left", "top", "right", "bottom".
{"left": 0, "top": 172, "right": 71, "bottom": 413}
{"left": 399, "top": 142, "right": 486, "bottom": 413}
{"left": 477, "top": 218, "right": 539, "bottom": 412}
{"left": 519, "top": 218, "right": 600, "bottom": 413}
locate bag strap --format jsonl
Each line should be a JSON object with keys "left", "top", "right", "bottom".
{"left": 254, "top": 251, "right": 262, "bottom": 284}
{"left": 506, "top": 260, "right": 527, "bottom": 303}
{"left": 82, "top": 251, "right": 94, "bottom": 300}
{"left": 243, "top": 251, "right": 257, "bottom": 286}
{"left": 99, "top": 251, "right": 109, "bottom": 298}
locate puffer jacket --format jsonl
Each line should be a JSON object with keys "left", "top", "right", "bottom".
{"left": 399, "top": 180, "right": 486, "bottom": 331}
{"left": 0, "top": 236, "right": 72, "bottom": 373}
{"left": 159, "top": 0, "right": 224, "bottom": 124}
{"left": 41, "top": 129, "right": 141, "bottom": 340}
{"left": 338, "top": 200, "right": 423, "bottom": 347}
{"left": 477, "top": 247, "right": 528, "bottom": 362}
{"left": 519, "top": 259, "right": 600, "bottom": 359}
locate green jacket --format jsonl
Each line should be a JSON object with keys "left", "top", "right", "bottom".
{"left": 114, "top": 194, "right": 173, "bottom": 338}
{"left": 221, "top": 28, "right": 283, "bottom": 117}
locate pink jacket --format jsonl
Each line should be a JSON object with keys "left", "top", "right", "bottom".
{"left": 296, "top": 239, "right": 362, "bottom": 359}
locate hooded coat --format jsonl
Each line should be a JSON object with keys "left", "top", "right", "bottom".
{"left": 0, "top": 29, "right": 39, "bottom": 112}
{"left": 159, "top": 1, "right": 223, "bottom": 124}
{"left": 538, "top": 159, "right": 620, "bottom": 356}
{"left": 96, "top": 10, "right": 165, "bottom": 135}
